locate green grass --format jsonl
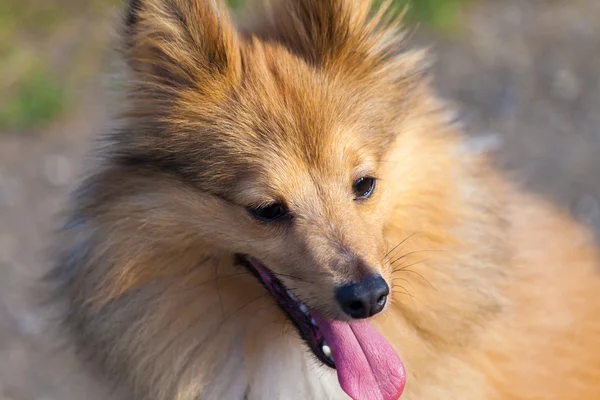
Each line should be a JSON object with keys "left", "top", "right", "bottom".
{"left": 0, "top": 64, "right": 66, "bottom": 130}
{"left": 0, "top": 0, "right": 116, "bottom": 132}
{"left": 0, "top": 1, "right": 69, "bottom": 132}
{"left": 375, "top": 0, "right": 473, "bottom": 31}
{"left": 227, "top": 0, "right": 246, "bottom": 10}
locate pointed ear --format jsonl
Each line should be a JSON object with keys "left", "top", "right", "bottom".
{"left": 244, "top": 0, "right": 424, "bottom": 85}
{"left": 123, "top": 0, "right": 241, "bottom": 90}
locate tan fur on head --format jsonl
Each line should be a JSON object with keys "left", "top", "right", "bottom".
{"left": 103, "top": 0, "right": 431, "bottom": 311}
{"left": 47, "top": 0, "right": 600, "bottom": 399}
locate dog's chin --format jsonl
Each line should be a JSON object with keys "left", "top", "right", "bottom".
{"left": 235, "top": 254, "right": 336, "bottom": 369}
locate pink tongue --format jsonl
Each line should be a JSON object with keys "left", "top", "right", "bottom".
{"left": 314, "top": 316, "right": 406, "bottom": 400}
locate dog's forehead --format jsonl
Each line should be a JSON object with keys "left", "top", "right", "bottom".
{"left": 224, "top": 52, "right": 368, "bottom": 162}
{"left": 226, "top": 102, "right": 364, "bottom": 181}
{"left": 165, "top": 45, "right": 386, "bottom": 200}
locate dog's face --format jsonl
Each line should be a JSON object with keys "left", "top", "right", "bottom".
{"left": 198, "top": 55, "right": 396, "bottom": 321}
{"left": 110, "top": 0, "right": 419, "bottom": 393}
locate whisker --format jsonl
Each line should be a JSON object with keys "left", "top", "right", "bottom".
{"left": 391, "top": 284, "right": 414, "bottom": 299}
{"left": 392, "top": 257, "right": 436, "bottom": 290}
{"left": 402, "top": 269, "right": 437, "bottom": 290}
{"left": 271, "top": 272, "right": 313, "bottom": 284}
{"left": 382, "top": 230, "right": 420, "bottom": 263}
{"left": 397, "top": 268, "right": 435, "bottom": 290}
{"left": 218, "top": 294, "right": 270, "bottom": 328}
{"left": 392, "top": 258, "right": 431, "bottom": 273}
{"left": 392, "top": 276, "right": 414, "bottom": 288}
{"left": 180, "top": 271, "right": 251, "bottom": 293}
{"left": 390, "top": 249, "right": 442, "bottom": 266}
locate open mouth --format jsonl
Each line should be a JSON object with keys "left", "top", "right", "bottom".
{"left": 237, "top": 254, "right": 407, "bottom": 400}
{"left": 237, "top": 255, "right": 335, "bottom": 368}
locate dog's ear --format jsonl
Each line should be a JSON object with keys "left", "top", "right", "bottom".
{"left": 244, "top": 0, "right": 424, "bottom": 85}
{"left": 123, "top": 0, "right": 241, "bottom": 91}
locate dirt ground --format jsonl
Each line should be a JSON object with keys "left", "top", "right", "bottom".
{"left": 1, "top": 1, "right": 599, "bottom": 398}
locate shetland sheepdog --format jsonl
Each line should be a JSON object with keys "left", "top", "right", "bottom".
{"left": 47, "top": 1, "right": 600, "bottom": 399}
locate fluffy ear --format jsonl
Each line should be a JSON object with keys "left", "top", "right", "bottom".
{"left": 123, "top": 0, "right": 241, "bottom": 91}
{"left": 244, "top": 0, "right": 424, "bottom": 84}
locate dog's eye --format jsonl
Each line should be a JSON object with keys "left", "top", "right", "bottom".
{"left": 248, "top": 203, "right": 289, "bottom": 222}
{"left": 353, "top": 177, "right": 376, "bottom": 199}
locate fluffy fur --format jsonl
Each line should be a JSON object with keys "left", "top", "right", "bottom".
{"left": 48, "top": 0, "right": 600, "bottom": 399}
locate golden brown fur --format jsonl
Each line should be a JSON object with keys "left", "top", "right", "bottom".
{"left": 47, "top": 0, "right": 600, "bottom": 399}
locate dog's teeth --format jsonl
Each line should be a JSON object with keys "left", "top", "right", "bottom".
{"left": 299, "top": 303, "right": 309, "bottom": 314}
{"left": 322, "top": 343, "right": 332, "bottom": 359}
{"left": 311, "top": 318, "right": 318, "bottom": 327}
{"left": 286, "top": 290, "right": 297, "bottom": 301}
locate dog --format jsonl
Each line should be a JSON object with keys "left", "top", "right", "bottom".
{"left": 47, "top": 0, "right": 600, "bottom": 399}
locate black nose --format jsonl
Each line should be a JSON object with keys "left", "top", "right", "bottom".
{"left": 335, "top": 274, "right": 389, "bottom": 319}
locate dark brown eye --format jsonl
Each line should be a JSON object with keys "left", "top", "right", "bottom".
{"left": 248, "top": 203, "right": 289, "bottom": 222}
{"left": 353, "top": 177, "right": 376, "bottom": 199}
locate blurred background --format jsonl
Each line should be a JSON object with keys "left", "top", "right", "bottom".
{"left": 0, "top": 0, "right": 599, "bottom": 398}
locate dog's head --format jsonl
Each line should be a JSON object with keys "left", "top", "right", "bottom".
{"left": 96, "top": 1, "right": 429, "bottom": 397}
{"left": 119, "top": 0, "right": 423, "bottom": 314}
